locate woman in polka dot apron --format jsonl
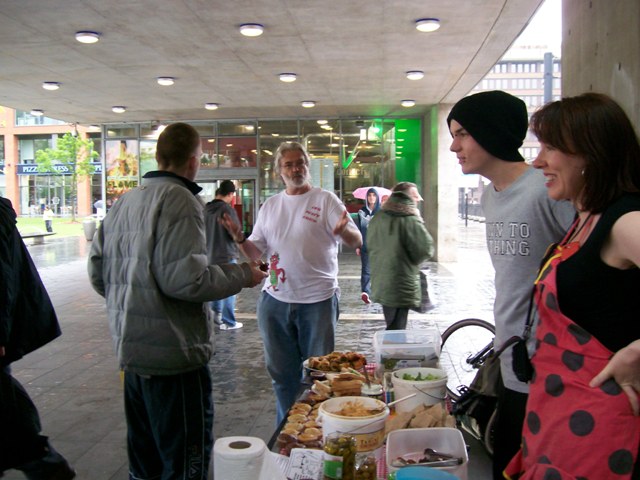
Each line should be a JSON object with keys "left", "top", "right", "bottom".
{"left": 505, "top": 93, "right": 640, "bottom": 480}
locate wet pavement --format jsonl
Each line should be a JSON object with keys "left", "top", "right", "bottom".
{"left": 5, "top": 219, "right": 495, "bottom": 480}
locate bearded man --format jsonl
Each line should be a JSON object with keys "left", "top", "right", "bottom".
{"left": 220, "top": 141, "right": 362, "bottom": 423}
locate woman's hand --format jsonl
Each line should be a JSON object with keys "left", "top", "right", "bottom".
{"left": 590, "top": 340, "right": 640, "bottom": 415}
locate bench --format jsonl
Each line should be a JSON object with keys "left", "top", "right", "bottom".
{"left": 21, "top": 231, "right": 56, "bottom": 245}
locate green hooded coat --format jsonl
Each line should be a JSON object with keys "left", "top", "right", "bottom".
{"left": 367, "top": 191, "right": 434, "bottom": 309}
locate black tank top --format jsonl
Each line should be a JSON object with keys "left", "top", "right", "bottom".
{"left": 557, "top": 194, "right": 640, "bottom": 352}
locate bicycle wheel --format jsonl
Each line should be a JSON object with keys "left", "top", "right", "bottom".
{"left": 440, "top": 318, "right": 495, "bottom": 401}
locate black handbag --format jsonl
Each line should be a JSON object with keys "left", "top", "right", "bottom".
{"left": 452, "top": 336, "right": 519, "bottom": 435}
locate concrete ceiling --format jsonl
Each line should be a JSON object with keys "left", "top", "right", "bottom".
{"left": 0, "top": 0, "right": 543, "bottom": 126}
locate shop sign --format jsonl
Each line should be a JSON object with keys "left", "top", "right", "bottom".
{"left": 16, "top": 162, "right": 103, "bottom": 175}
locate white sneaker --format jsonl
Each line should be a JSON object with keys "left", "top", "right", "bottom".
{"left": 220, "top": 322, "right": 243, "bottom": 330}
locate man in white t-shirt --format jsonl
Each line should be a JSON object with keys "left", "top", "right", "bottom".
{"left": 221, "top": 141, "right": 362, "bottom": 423}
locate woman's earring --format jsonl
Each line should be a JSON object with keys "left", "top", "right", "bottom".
{"left": 581, "top": 169, "right": 585, "bottom": 176}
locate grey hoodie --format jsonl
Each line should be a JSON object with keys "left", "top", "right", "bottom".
{"left": 204, "top": 199, "right": 240, "bottom": 264}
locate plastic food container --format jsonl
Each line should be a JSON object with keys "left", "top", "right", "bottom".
{"left": 373, "top": 329, "right": 441, "bottom": 375}
{"left": 386, "top": 427, "right": 468, "bottom": 480}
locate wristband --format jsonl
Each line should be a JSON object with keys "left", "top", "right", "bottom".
{"left": 236, "top": 234, "right": 247, "bottom": 244}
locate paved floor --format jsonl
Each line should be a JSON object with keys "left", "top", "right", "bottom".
{"left": 5, "top": 219, "right": 495, "bottom": 480}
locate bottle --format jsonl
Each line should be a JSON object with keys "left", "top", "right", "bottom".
{"left": 360, "top": 383, "right": 384, "bottom": 401}
{"left": 323, "top": 432, "right": 356, "bottom": 480}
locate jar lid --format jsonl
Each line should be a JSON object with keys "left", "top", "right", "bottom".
{"left": 361, "top": 384, "right": 383, "bottom": 395}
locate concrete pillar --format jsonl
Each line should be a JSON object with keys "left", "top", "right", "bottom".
{"left": 435, "top": 104, "right": 460, "bottom": 263}
{"left": 562, "top": 0, "right": 640, "bottom": 128}
{"left": 421, "top": 105, "right": 459, "bottom": 263}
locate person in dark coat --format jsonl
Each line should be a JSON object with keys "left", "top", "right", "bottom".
{"left": 0, "top": 196, "right": 76, "bottom": 479}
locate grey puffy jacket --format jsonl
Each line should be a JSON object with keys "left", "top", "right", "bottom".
{"left": 88, "top": 173, "right": 253, "bottom": 375}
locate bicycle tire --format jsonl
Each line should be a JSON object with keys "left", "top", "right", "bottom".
{"left": 440, "top": 318, "right": 495, "bottom": 401}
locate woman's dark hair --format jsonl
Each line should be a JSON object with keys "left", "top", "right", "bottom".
{"left": 530, "top": 92, "right": 640, "bottom": 212}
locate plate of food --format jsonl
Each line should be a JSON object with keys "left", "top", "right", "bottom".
{"left": 303, "top": 351, "right": 367, "bottom": 373}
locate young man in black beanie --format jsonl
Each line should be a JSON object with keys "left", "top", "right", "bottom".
{"left": 448, "top": 91, "right": 575, "bottom": 479}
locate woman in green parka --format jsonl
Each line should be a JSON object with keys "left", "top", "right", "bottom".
{"left": 367, "top": 182, "right": 434, "bottom": 330}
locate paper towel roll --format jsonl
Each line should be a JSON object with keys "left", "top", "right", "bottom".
{"left": 213, "top": 436, "right": 285, "bottom": 480}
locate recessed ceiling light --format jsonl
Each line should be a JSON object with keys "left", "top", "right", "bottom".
{"left": 301, "top": 101, "right": 316, "bottom": 108}
{"left": 112, "top": 106, "right": 126, "bottom": 113}
{"left": 317, "top": 120, "right": 328, "bottom": 125}
{"left": 279, "top": 73, "right": 297, "bottom": 82}
{"left": 415, "top": 18, "right": 440, "bottom": 33}
{"left": 239, "top": 23, "right": 264, "bottom": 37}
{"left": 406, "top": 70, "right": 425, "bottom": 80}
{"left": 401, "top": 100, "right": 416, "bottom": 107}
{"left": 321, "top": 125, "right": 333, "bottom": 130}
{"left": 42, "top": 81, "right": 61, "bottom": 90}
{"left": 157, "top": 77, "right": 175, "bottom": 86}
{"left": 75, "top": 31, "right": 101, "bottom": 43}
{"left": 30, "top": 109, "right": 44, "bottom": 116}
{"left": 204, "top": 103, "right": 219, "bottom": 110}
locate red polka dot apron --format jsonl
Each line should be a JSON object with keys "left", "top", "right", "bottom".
{"left": 505, "top": 238, "right": 640, "bottom": 480}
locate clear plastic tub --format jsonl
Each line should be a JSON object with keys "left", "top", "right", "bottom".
{"left": 386, "top": 427, "right": 468, "bottom": 480}
{"left": 374, "top": 329, "right": 441, "bottom": 376}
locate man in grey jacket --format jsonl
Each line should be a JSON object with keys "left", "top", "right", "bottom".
{"left": 88, "top": 122, "right": 266, "bottom": 480}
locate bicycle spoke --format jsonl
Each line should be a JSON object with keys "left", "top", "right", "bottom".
{"left": 440, "top": 319, "right": 495, "bottom": 400}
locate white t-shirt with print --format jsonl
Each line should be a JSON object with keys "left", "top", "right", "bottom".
{"left": 249, "top": 187, "right": 353, "bottom": 304}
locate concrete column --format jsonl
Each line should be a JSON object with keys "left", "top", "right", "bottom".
{"left": 435, "top": 104, "right": 459, "bottom": 263}
{"left": 563, "top": 0, "right": 640, "bottom": 128}
{"left": 420, "top": 105, "right": 459, "bottom": 263}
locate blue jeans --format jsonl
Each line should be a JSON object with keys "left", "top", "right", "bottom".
{"left": 124, "top": 366, "right": 213, "bottom": 480}
{"left": 360, "top": 250, "right": 371, "bottom": 294}
{"left": 210, "top": 294, "right": 237, "bottom": 326}
{"left": 210, "top": 259, "right": 237, "bottom": 326}
{"left": 257, "top": 292, "right": 339, "bottom": 424}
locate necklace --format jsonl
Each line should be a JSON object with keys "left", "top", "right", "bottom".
{"left": 564, "top": 212, "right": 594, "bottom": 245}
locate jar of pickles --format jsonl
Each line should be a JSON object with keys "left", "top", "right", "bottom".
{"left": 354, "top": 452, "right": 378, "bottom": 480}
{"left": 323, "top": 432, "right": 356, "bottom": 480}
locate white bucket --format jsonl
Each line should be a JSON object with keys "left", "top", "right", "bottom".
{"left": 318, "top": 396, "right": 389, "bottom": 453}
{"left": 391, "top": 367, "right": 447, "bottom": 413}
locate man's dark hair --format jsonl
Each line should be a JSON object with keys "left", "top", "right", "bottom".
{"left": 216, "top": 180, "right": 236, "bottom": 197}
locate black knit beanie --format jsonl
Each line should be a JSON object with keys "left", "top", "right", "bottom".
{"left": 447, "top": 90, "right": 528, "bottom": 162}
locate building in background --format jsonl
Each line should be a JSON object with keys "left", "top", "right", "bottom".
{"left": 0, "top": 106, "right": 102, "bottom": 217}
